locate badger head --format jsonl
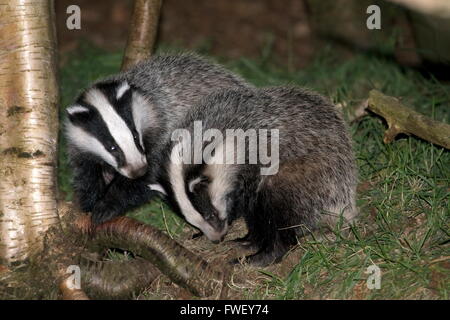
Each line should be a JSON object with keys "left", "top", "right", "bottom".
{"left": 65, "top": 80, "right": 152, "bottom": 179}
{"left": 168, "top": 143, "right": 230, "bottom": 243}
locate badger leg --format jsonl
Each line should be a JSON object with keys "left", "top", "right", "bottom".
{"left": 227, "top": 168, "right": 262, "bottom": 251}
{"left": 244, "top": 241, "right": 291, "bottom": 267}
{"left": 238, "top": 201, "right": 297, "bottom": 267}
{"left": 229, "top": 231, "right": 292, "bottom": 266}
{"left": 91, "top": 175, "right": 157, "bottom": 225}
{"left": 229, "top": 234, "right": 259, "bottom": 251}
{"left": 236, "top": 159, "right": 331, "bottom": 267}
{"left": 72, "top": 160, "right": 109, "bottom": 213}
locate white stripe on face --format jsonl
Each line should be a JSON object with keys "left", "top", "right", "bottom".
{"left": 204, "top": 138, "right": 237, "bottom": 220}
{"left": 169, "top": 143, "right": 227, "bottom": 242}
{"left": 148, "top": 183, "right": 167, "bottom": 195}
{"left": 84, "top": 88, "right": 145, "bottom": 172}
{"left": 131, "top": 91, "right": 157, "bottom": 147}
{"left": 65, "top": 121, "right": 118, "bottom": 168}
{"left": 188, "top": 177, "right": 203, "bottom": 193}
{"left": 67, "top": 105, "right": 89, "bottom": 115}
{"left": 116, "top": 81, "right": 130, "bottom": 100}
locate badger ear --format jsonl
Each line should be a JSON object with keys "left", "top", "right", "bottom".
{"left": 66, "top": 105, "right": 90, "bottom": 122}
{"left": 116, "top": 80, "right": 131, "bottom": 100}
{"left": 188, "top": 175, "right": 209, "bottom": 193}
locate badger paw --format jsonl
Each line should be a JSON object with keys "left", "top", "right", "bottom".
{"left": 228, "top": 236, "right": 258, "bottom": 251}
{"left": 230, "top": 249, "right": 286, "bottom": 267}
{"left": 91, "top": 200, "right": 122, "bottom": 226}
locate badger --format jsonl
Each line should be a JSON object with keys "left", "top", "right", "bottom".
{"left": 65, "top": 53, "right": 250, "bottom": 225}
{"left": 158, "top": 87, "right": 358, "bottom": 266}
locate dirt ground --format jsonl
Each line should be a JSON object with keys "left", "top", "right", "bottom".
{"left": 140, "top": 218, "right": 314, "bottom": 300}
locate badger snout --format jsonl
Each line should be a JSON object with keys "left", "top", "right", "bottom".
{"left": 121, "top": 156, "right": 148, "bottom": 179}
{"left": 203, "top": 218, "right": 228, "bottom": 243}
{"left": 211, "top": 233, "right": 226, "bottom": 244}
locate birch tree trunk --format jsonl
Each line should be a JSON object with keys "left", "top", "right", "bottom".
{"left": 0, "top": 0, "right": 59, "bottom": 263}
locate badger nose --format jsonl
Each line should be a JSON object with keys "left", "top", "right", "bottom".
{"left": 211, "top": 234, "right": 226, "bottom": 244}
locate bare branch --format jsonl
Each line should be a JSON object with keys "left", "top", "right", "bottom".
{"left": 367, "top": 90, "right": 450, "bottom": 149}
{"left": 80, "top": 257, "right": 159, "bottom": 299}
{"left": 59, "top": 277, "right": 90, "bottom": 300}
{"left": 121, "top": 0, "right": 162, "bottom": 71}
{"left": 74, "top": 215, "right": 230, "bottom": 298}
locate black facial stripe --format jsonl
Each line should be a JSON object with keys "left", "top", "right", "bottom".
{"left": 185, "top": 175, "right": 223, "bottom": 231}
{"left": 72, "top": 100, "right": 126, "bottom": 167}
{"left": 186, "top": 176, "right": 210, "bottom": 210}
{"left": 95, "top": 81, "right": 119, "bottom": 106}
{"left": 184, "top": 164, "right": 207, "bottom": 182}
{"left": 96, "top": 81, "right": 144, "bottom": 153}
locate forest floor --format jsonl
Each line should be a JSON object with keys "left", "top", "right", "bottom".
{"left": 55, "top": 44, "right": 450, "bottom": 300}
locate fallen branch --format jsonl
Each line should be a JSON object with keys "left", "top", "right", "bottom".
{"left": 59, "top": 276, "right": 89, "bottom": 300}
{"left": 75, "top": 215, "right": 230, "bottom": 298}
{"left": 367, "top": 90, "right": 450, "bottom": 149}
{"left": 0, "top": 265, "right": 9, "bottom": 274}
{"left": 54, "top": 193, "right": 228, "bottom": 296}
{"left": 45, "top": 202, "right": 229, "bottom": 299}
{"left": 80, "top": 256, "right": 159, "bottom": 299}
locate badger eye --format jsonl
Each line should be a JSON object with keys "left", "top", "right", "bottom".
{"left": 110, "top": 145, "right": 117, "bottom": 151}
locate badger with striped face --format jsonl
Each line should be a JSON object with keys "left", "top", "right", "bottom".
{"left": 65, "top": 80, "right": 159, "bottom": 224}
{"left": 160, "top": 87, "right": 358, "bottom": 267}
{"left": 65, "top": 54, "right": 250, "bottom": 225}
{"left": 66, "top": 81, "right": 149, "bottom": 180}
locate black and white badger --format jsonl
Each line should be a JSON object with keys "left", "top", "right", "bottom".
{"left": 159, "top": 87, "right": 358, "bottom": 266}
{"left": 65, "top": 54, "right": 250, "bottom": 224}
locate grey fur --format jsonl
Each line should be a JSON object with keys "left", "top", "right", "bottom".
{"left": 108, "top": 53, "right": 252, "bottom": 178}
{"left": 65, "top": 53, "right": 251, "bottom": 225}
{"left": 161, "top": 86, "right": 358, "bottom": 266}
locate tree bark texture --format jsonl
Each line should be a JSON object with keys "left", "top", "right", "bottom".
{"left": 121, "top": 0, "right": 162, "bottom": 71}
{"left": 0, "top": 0, "right": 59, "bottom": 263}
{"left": 368, "top": 90, "right": 450, "bottom": 149}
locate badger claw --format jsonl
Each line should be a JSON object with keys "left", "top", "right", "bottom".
{"left": 228, "top": 234, "right": 259, "bottom": 251}
{"left": 228, "top": 247, "right": 286, "bottom": 267}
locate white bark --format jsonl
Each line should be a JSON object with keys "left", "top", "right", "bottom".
{"left": 0, "top": 0, "right": 59, "bottom": 263}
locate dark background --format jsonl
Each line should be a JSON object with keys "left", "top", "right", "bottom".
{"left": 54, "top": 0, "right": 450, "bottom": 73}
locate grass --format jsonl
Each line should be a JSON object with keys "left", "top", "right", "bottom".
{"left": 58, "top": 44, "right": 449, "bottom": 300}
